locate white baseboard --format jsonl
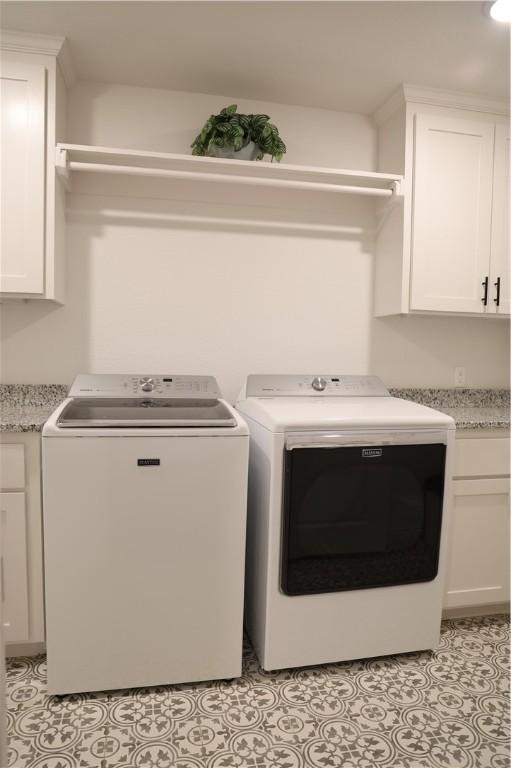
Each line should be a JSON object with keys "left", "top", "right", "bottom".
{"left": 6, "top": 642, "right": 45, "bottom": 658}
{"left": 442, "top": 602, "right": 510, "bottom": 620}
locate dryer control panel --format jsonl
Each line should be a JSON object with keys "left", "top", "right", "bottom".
{"left": 245, "top": 374, "right": 389, "bottom": 397}
{"left": 68, "top": 374, "right": 221, "bottom": 399}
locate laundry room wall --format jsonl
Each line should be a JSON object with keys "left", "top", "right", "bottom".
{"left": 1, "top": 81, "right": 509, "bottom": 400}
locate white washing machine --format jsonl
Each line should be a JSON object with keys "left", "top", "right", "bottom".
{"left": 42, "top": 374, "right": 249, "bottom": 694}
{"left": 236, "top": 374, "right": 456, "bottom": 671}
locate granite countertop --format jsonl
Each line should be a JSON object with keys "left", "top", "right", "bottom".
{"left": 0, "top": 385, "right": 68, "bottom": 433}
{"left": 390, "top": 388, "right": 510, "bottom": 431}
{"left": 0, "top": 384, "right": 509, "bottom": 433}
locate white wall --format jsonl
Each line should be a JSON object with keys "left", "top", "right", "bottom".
{"left": 1, "top": 82, "right": 509, "bottom": 400}
{"left": 66, "top": 82, "right": 377, "bottom": 168}
{"left": 372, "top": 314, "right": 509, "bottom": 389}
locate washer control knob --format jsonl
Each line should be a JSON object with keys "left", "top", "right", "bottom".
{"left": 311, "top": 376, "right": 328, "bottom": 392}
{"left": 141, "top": 382, "right": 154, "bottom": 392}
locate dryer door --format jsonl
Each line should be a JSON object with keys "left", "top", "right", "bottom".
{"left": 281, "top": 432, "right": 447, "bottom": 596}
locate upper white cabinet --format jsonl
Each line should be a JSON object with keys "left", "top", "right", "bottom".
{"left": 374, "top": 86, "right": 509, "bottom": 317}
{"left": 490, "top": 124, "right": 510, "bottom": 315}
{"left": 0, "top": 31, "right": 71, "bottom": 302}
{"left": 411, "top": 114, "right": 494, "bottom": 313}
{"left": 1, "top": 61, "right": 46, "bottom": 294}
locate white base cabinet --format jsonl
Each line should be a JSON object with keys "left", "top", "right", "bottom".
{"left": 0, "top": 605, "right": 5, "bottom": 768}
{"left": 0, "top": 434, "right": 45, "bottom": 650}
{"left": 1, "top": 492, "right": 29, "bottom": 641}
{"left": 445, "top": 434, "right": 510, "bottom": 611}
{"left": 446, "top": 478, "right": 509, "bottom": 608}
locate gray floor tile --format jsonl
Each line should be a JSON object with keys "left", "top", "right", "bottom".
{"left": 6, "top": 615, "right": 510, "bottom": 768}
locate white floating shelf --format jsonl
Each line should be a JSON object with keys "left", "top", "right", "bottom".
{"left": 56, "top": 143, "right": 403, "bottom": 198}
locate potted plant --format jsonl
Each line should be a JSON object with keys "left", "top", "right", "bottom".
{"left": 191, "top": 104, "right": 287, "bottom": 162}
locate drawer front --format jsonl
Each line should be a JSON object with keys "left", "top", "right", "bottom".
{"left": 454, "top": 437, "right": 510, "bottom": 478}
{"left": 0, "top": 444, "right": 25, "bottom": 490}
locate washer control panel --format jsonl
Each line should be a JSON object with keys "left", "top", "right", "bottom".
{"left": 68, "top": 374, "right": 222, "bottom": 399}
{"left": 246, "top": 375, "right": 389, "bottom": 397}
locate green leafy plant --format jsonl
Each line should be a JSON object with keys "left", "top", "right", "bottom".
{"left": 191, "top": 104, "right": 287, "bottom": 162}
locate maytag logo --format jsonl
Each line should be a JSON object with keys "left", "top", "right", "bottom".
{"left": 362, "top": 448, "right": 383, "bottom": 458}
{"left": 137, "top": 458, "right": 160, "bottom": 466}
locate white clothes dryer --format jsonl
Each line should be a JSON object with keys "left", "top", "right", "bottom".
{"left": 236, "top": 374, "right": 455, "bottom": 671}
{"left": 43, "top": 374, "right": 249, "bottom": 694}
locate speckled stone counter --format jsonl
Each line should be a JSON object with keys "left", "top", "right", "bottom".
{"left": 1, "top": 383, "right": 509, "bottom": 432}
{"left": 391, "top": 388, "right": 510, "bottom": 430}
{"left": 0, "top": 384, "right": 68, "bottom": 433}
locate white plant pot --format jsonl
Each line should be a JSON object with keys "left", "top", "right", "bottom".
{"left": 207, "top": 140, "right": 260, "bottom": 161}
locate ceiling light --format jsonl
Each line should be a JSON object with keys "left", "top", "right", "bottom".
{"left": 490, "top": 0, "right": 511, "bottom": 21}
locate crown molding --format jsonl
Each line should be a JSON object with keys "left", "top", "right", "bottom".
{"left": 56, "top": 38, "right": 75, "bottom": 87}
{"left": 374, "top": 83, "right": 509, "bottom": 124}
{"left": 403, "top": 83, "right": 509, "bottom": 116}
{"left": 0, "top": 29, "right": 64, "bottom": 55}
{"left": 373, "top": 87, "right": 405, "bottom": 126}
{"left": 0, "top": 30, "right": 75, "bottom": 86}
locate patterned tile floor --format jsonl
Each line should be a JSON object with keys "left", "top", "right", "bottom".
{"left": 6, "top": 615, "right": 510, "bottom": 768}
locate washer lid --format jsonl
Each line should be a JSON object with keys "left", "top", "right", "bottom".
{"left": 57, "top": 398, "right": 237, "bottom": 428}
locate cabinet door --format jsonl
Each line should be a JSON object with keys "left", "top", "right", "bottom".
{"left": 489, "top": 123, "right": 510, "bottom": 316}
{"left": 410, "top": 114, "right": 494, "bottom": 313}
{"left": 445, "top": 478, "right": 510, "bottom": 609}
{"left": 0, "top": 492, "right": 29, "bottom": 642}
{"left": 0, "top": 60, "right": 46, "bottom": 294}
{"left": 0, "top": 625, "right": 5, "bottom": 768}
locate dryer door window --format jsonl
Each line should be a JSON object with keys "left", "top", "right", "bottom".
{"left": 281, "top": 443, "right": 446, "bottom": 596}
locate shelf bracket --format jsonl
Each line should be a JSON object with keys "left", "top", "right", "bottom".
{"left": 375, "top": 180, "right": 404, "bottom": 234}
{"left": 390, "top": 179, "right": 402, "bottom": 197}
{"left": 55, "top": 147, "right": 71, "bottom": 190}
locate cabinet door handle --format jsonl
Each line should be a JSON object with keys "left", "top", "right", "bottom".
{"left": 494, "top": 277, "right": 501, "bottom": 307}
{"left": 482, "top": 276, "right": 489, "bottom": 306}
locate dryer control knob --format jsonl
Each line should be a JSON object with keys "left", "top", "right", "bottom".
{"left": 311, "top": 376, "right": 328, "bottom": 391}
{"left": 141, "top": 382, "right": 154, "bottom": 392}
